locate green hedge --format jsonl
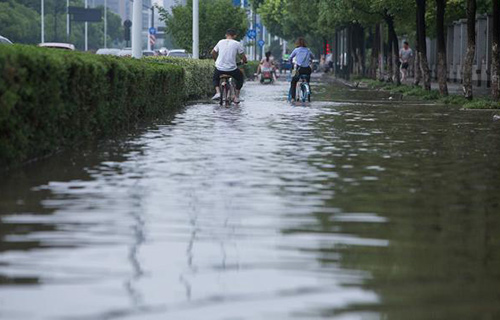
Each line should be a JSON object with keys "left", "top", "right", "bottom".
{"left": 242, "top": 61, "right": 259, "bottom": 79}
{"left": 0, "top": 45, "right": 212, "bottom": 167}
{"left": 148, "top": 57, "right": 214, "bottom": 99}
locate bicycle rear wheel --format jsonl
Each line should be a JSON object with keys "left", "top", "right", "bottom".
{"left": 300, "top": 84, "right": 307, "bottom": 102}
{"left": 305, "top": 83, "right": 311, "bottom": 102}
{"left": 228, "top": 81, "right": 235, "bottom": 105}
{"left": 219, "top": 82, "right": 227, "bottom": 106}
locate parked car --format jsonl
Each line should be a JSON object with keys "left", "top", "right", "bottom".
{"left": 167, "top": 49, "right": 191, "bottom": 58}
{"left": 96, "top": 48, "right": 120, "bottom": 55}
{"left": 142, "top": 50, "right": 155, "bottom": 56}
{"left": 0, "top": 35, "right": 13, "bottom": 44}
{"left": 38, "top": 42, "right": 75, "bottom": 50}
{"left": 117, "top": 48, "right": 132, "bottom": 57}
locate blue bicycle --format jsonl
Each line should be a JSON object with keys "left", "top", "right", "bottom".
{"left": 288, "top": 74, "right": 311, "bottom": 102}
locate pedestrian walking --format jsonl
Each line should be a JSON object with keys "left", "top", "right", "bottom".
{"left": 399, "top": 41, "right": 413, "bottom": 82}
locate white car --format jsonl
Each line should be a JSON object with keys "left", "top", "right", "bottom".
{"left": 0, "top": 35, "right": 13, "bottom": 44}
{"left": 96, "top": 48, "right": 120, "bottom": 55}
{"left": 117, "top": 48, "right": 133, "bottom": 57}
{"left": 38, "top": 42, "right": 75, "bottom": 50}
{"left": 167, "top": 49, "right": 192, "bottom": 58}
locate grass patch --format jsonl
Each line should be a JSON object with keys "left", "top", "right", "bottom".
{"left": 463, "top": 99, "right": 500, "bottom": 109}
{"left": 359, "top": 78, "right": 499, "bottom": 108}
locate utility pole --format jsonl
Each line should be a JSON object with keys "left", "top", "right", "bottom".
{"left": 66, "top": 0, "right": 70, "bottom": 41}
{"left": 253, "top": 9, "right": 257, "bottom": 61}
{"left": 54, "top": 1, "right": 58, "bottom": 41}
{"left": 84, "top": 0, "right": 88, "bottom": 51}
{"left": 131, "top": 0, "right": 142, "bottom": 58}
{"left": 104, "top": 0, "right": 107, "bottom": 48}
{"left": 192, "top": 0, "right": 199, "bottom": 59}
{"left": 41, "top": 0, "right": 45, "bottom": 43}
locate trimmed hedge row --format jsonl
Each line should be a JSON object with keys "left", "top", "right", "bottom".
{"left": 242, "top": 61, "right": 259, "bottom": 79}
{"left": 148, "top": 56, "right": 214, "bottom": 99}
{"left": 0, "top": 45, "right": 213, "bottom": 167}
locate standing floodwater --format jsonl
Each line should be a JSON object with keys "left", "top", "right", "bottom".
{"left": 1, "top": 80, "right": 500, "bottom": 319}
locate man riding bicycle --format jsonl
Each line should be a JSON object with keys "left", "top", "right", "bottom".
{"left": 211, "top": 28, "right": 248, "bottom": 104}
{"left": 288, "top": 37, "right": 314, "bottom": 100}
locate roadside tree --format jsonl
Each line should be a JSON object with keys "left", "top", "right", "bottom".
{"left": 463, "top": 0, "right": 476, "bottom": 99}
{"left": 159, "top": 0, "right": 247, "bottom": 58}
{"left": 492, "top": 0, "right": 500, "bottom": 100}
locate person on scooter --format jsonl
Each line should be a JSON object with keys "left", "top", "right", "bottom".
{"left": 258, "top": 51, "right": 276, "bottom": 82}
{"left": 288, "top": 37, "right": 314, "bottom": 100}
{"left": 211, "top": 28, "right": 248, "bottom": 103}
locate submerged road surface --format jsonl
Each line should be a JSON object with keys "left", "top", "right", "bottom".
{"left": 1, "top": 79, "right": 500, "bottom": 320}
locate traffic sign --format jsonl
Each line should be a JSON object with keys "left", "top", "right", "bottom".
{"left": 258, "top": 40, "right": 265, "bottom": 47}
{"left": 149, "top": 27, "right": 157, "bottom": 35}
{"left": 246, "top": 29, "right": 256, "bottom": 39}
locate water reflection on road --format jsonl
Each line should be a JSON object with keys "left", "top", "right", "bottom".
{"left": 1, "top": 79, "right": 500, "bottom": 320}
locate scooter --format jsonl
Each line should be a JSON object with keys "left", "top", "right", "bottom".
{"left": 260, "top": 67, "right": 274, "bottom": 85}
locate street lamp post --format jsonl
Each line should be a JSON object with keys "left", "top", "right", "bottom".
{"left": 66, "top": 0, "right": 70, "bottom": 41}
{"left": 104, "top": 0, "right": 107, "bottom": 48}
{"left": 41, "top": 0, "right": 45, "bottom": 43}
{"left": 131, "top": 0, "right": 142, "bottom": 58}
{"left": 85, "top": 0, "right": 88, "bottom": 51}
{"left": 192, "top": 0, "right": 199, "bottom": 59}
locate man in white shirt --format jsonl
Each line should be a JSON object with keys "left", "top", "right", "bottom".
{"left": 211, "top": 29, "right": 247, "bottom": 103}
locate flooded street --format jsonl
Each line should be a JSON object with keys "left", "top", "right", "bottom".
{"left": 1, "top": 79, "right": 500, "bottom": 320}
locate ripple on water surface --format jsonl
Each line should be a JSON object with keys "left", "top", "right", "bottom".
{"left": 1, "top": 81, "right": 500, "bottom": 320}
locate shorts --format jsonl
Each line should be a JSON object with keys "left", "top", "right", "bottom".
{"left": 213, "top": 68, "right": 244, "bottom": 90}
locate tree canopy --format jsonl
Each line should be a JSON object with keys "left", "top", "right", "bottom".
{"left": 257, "top": 0, "right": 494, "bottom": 44}
{"left": 159, "top": 0, "right": 248, "bottom": 58}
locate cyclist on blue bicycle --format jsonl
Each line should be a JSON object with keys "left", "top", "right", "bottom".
{"left": 211, "top": 28, "right": 248, "bottom": 103}
{"left": 288, "top": 37, "right": 314, "bottom": 100}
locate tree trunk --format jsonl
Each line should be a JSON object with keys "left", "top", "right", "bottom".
{"left": 492, "top": 0, "right": 500, "bottom": 100}
{"left": 416, "top": 0, "right": 431, "bottom": 90}
{"left": 414, "top": 12, "right": 422, "bottom": 86}
{"left": 351, "top": 26, "right": 358, "bottom": 75}
{"left": 462, "top": 0, "right": 476, "bottom": 99}
{"left": 371, "top": 25, "right": 380, "bottom": 79}
{"left": 379, "top": 24, "right": 385, "bottom": 81}
{"left": 386, "top": 15, "right": 401, "bottom": 85}
{"left": 387, "top": 22, "right": 393, "bottom": 82}
{"left": 393, "top": 32, "right": 401, "bottom": 85}
{"left": 356, "top": 25, "right": 365, "bottom": 76}
{"left": 436, "top": 0, "right": 448, "bottom": 95}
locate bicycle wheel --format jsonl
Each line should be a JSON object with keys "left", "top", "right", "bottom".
{"left": 220, "top": 82, "right": 228, "bottom": 106}
{"left": 228, "top": 82, "right": 235, "bottom": 106}
{"left": 300, "top": 83, "right": 307, "bottom": 102}
{"left": 305, "top": 83, "right": 311, "bottom": 102}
